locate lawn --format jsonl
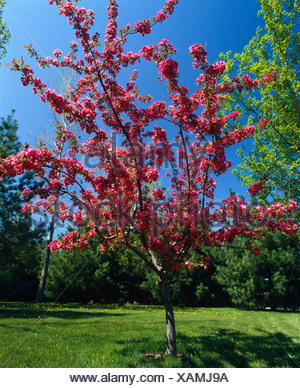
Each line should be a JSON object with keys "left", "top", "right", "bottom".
{"left": 0, "top": 302, "right": 299, "bottom": 368}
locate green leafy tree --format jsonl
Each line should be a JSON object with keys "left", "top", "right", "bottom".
{"left": 220, "top": 0, "right": 300, "bottom": 203}
{"left": 0, "top": 0, "right": 10, "bottom": 64}
{"left": 214, "top": 230, "right": 300, "bottom": 310}
{"left": 0, "top": 112, "right": 44, "bottom": 300}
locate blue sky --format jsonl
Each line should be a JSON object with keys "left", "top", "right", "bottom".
{"left": 0, "top": 0, "right": 262, "bottom": 200}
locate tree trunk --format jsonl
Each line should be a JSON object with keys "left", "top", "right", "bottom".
{"left": 160, "top": 273, "right": 177, "bottom": 356}
{"left": 36, "top": 213, "right": 55, "bottom": 303}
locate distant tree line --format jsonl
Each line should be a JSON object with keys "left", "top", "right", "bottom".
{"left": 43, "top": 229, "right": 300, "bottom": 310}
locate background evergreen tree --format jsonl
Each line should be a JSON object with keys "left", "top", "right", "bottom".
{"left": 45, "top": 232, "right": 152, "bottom": 304}
{"left": 0, "top": 111, "right": 45, "bottom": 300}
{"left": 45, "top": 230, "right": 230, "bottom": 307}
{"left": 142, "top": 249, "right": 230, "bottom": 307}
{"left": 214, "top": 230, "right": 300, "bottom": 310}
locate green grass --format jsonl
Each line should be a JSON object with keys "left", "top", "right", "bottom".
{"left": 0, "top": 302, "right": 299, "bottom": 368}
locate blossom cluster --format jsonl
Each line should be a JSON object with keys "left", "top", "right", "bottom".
{"left": 247, "top": 181, "right": 263, "bottom": 196}
{"left": 261, "top": 71, "right": 277, "bottom": 85}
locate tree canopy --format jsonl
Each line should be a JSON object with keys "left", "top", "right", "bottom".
{"left": 220, "top": 0, "right": 300, "bottom": 203}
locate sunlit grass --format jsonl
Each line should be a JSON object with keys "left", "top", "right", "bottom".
{"left": 0, "top": 302, "right": 299, "bottom": 368}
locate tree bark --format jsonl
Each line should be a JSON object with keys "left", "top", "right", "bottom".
{"left": 36, "top": 213, "right": 55, "bottom": 303}
{"left": 160, "top": 272, "right": 177, "bottom": 356}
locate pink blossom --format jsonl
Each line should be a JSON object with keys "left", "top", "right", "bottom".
{"left": 206, "top": 61, "right": 226, "bottom": 77}
{"left": 289, "top": 201, "right": 297, "bottom": 212}
{"left": 100, "top": 244, "right": 107, "bottom": 253}
{"left": 72, "top": 211, "right": 84, "bottom": 225}
{"left": 259, "top": 118, "right": 268, "bottom": 129}
{"left": 145, "top": 168, "right": 159, "bottom": 182}
{"left": 247, "top": 181, "right": 263, "bottom": 196}
{"left": 22, "top": 203, "right": 31, "bottom": 213}
{"left": 134, "top": 20, "right": 151, "bottom": 36}
{"left": 184, "top": 260, "right": 194, "bottom": 270}
{"left": 189, "top": 43, "right": 207, "bottom": 68}
{"left": 253, "top": 248, "right": 260, "bottom": 256}
{"left": 48, "top": 240, "right": 59, "bottom": 251}
{"left": 242, "top": 74, "right": 259, "bottom": 90}
{"left": 171, "top": 262, "right": 180, "bottom": 272}
{"left": 53, "top": 49, "right": 62, "bottom": 57}
{"left": 88, "top": 229, "right": 96, "bottom": 238}
{"left": 261, "top": 71, "right": 277, "bottom": 85}
{"left": 203, "top": 256, "right": 210, "bottom": 270}
{"left": 158, "top": 59, "right": 179, "bottom": 79}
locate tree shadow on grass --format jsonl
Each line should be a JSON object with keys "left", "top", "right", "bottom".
{"left": 0, "top": 302, "right": 125, "bottom": 320}
{"left": 116, "top": 329, "right": 300, "bottom": 368}
{"left": 175, "top": 329, "right": 300, "bottom": 368}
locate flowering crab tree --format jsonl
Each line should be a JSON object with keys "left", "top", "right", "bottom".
{"left": 1, "top": 0, "right": 298, "bottom": 356}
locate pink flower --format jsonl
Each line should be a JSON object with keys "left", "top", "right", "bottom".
{"left": 259, "top": 118, "right": 268, "bottom": 129}
{"left": 22, "top": 203, "right": 31, "bottom": 213}
{"left": 171, "top": 262, "right": 180, "bottom": 272}
{"left": 203, "top": 256, "right": 210, "bottom": 270}
{"left": 22, "top": 189, "right": 33, "bottom": 199}
{"left": 184, "top": 260, "right": 194, "bottom": 270}
{"left": 152, "top": 188, "right": 165, "bottom": 200}
{"left": 73, "top": 211, "right": 84, "bottom": 225}
{"left": 248, "top": 181, "right": 263, "bottom": 196}
{"left": 189, "top": 43, "right": 208, "bottom": 68}
{"left": 289, "top": 201, "right": 297, "bottom": 212}
{"left": 242, "top": 74, "right": 259, "bottom": 90}
{"left": 49, "top": 240, "right": 59, "bottom": 251}
{"left": 88, "top": 229, "right": 96, "bottom": 238}
{"left": 134, "top": 20, "right": 151, "bottom": 36}
{"left": 145, "top": 168, "right": 159, "bottom": 182}
{"left": 158, "top": 59, "right": 179, "bottom": 79}
{"left": 261, "top": 71, "right": 277, "bottom": 85}
{"left": 228, "top": 111, "right": 239, "bottom": 121}
{"left": 206, "top": 61, "right": 226, "bottom": 77}
{"left": 53, "top": 49, "right": 62, "bottom": 57}
{"left": 69, "top": 40, "right": 77, "bottom": 49}
{"left": 100, "top": 244, "right": 107, "bottom": 253}
{"left": 253, "top": 248, "right": 260, "bottom": 256}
